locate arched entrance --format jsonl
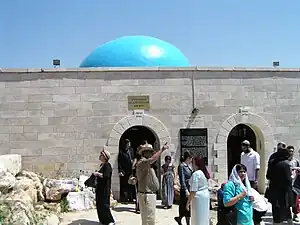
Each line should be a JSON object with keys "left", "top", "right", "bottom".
{"left": 107, "top": 114, "right": 171, "bottom": 200}
{"left": 213, "top": 111, "right": 275, "bottom": 193}
{"left": 119, "top": 125, "right": 159, "bottom": 174}
{"left": 119, "top": 125, "right": 158, "bottom": 155}
{"left": 118, "top": 125, "right": 161, "bottom": 202}
{"left": 227, "top": 124, "right": 257, "bottom": 176}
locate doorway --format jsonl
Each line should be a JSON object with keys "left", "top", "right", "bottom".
{"left": 119, "top": 126, "right": 157, "bottom": 154}
{"left": 227, "top": 124, "right": 256, "bottom": 177}
{"left": 118, "top": 126, "right": 161, "bottom": 199}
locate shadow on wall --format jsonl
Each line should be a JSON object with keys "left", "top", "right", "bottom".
{"left": 66, "top": 219, "right": 99, "bottom": 225}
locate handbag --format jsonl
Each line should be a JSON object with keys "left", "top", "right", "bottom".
{"left": 84, "top": 174, "right": 97, "bottom": 188}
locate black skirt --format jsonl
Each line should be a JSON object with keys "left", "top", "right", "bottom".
{"left": 179, "top": 189, "right": 190, "bottom": 217}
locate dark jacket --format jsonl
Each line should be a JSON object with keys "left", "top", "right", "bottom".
{"left": 96, "top": 162, "right": 112, "bottom": 199}
{"left": 267, "top": 152, "right": 293, "bottom": 207}
{"left": 178, "top": 162, "right": 193, "bottom": 191}
{"left": 118, "top": 147, "right": 134, "bottom": 174}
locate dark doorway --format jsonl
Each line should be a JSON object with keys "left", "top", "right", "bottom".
{"left": 119, "top": 126, "right": 157, "bottom": 154}
{"left": 118, "top": 126, "right": 161, "bottom": 200}
{"left": 227, "top": 124, "right": 256, "bottom": 177}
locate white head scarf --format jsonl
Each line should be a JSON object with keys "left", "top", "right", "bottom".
{"left": 229, "top": 165, "right": 252, "bottom": 196}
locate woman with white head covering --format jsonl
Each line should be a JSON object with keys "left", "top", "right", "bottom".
{"left": 223, "top": 164, "right": 254, "bottom": 225}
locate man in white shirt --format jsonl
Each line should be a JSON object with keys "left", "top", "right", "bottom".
{"left": 241, "top": 140, "right": 260, "bottom": 190}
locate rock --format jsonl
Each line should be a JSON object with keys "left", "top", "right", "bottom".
{"left": 1, "top": 189, "right": 37, "bottom": 225}
{"left": 0, "top": 154, "right": 22, "bottom": 176}
{"left": 18, "top": 171, "right": 45, "bottom": 201}
{"left": 67, "top": 189, "right": 96, "bottom": 211}
{"left": 67, "top": 192, "right": 86, "bottom": 211}
{"left": 0, "top": 203, "right": 12, "bottom": 224}
{"left": 0, "top": 170, "right": 62, "bottom": 225}
{"left": 15, "top": 177, "right": 37, "bottom": 204}
{"left": 44, "top": 214, "right": 60, "bottom": 225}
{"left": 0, "top": 170, "right": 16, "bottom": 193}
{"left": 44, "top": 179, "right": 75, "bottom": 201}
{"left": 43, "top": 203, "right": 61, "bottom": 214}
{"left": 35, "top": 204, "right": 45, "bottom": 211}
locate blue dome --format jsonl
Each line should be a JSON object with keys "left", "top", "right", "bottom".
{"left": 80, "top": 36, "right": 190, "bottom": 67}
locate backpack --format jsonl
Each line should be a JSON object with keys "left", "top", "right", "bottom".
{"left": 216, "top": 182, "right": 237, "bottom": 225}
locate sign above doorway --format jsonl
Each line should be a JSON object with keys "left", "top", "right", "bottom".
{"left": 133, "top": 110, "right": 144, "bottom": 118}
{"left": 180, "top": 128, "right": 208, "bottom": 165}
{"left": 128, "top": 95, "right": 150, "bottom": 111}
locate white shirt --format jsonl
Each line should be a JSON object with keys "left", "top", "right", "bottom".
{"left": 251, "top": 188, "right": 269, "bottom": 212}
{"left": 241, "top": 148, "right": 260, "bottom": 181}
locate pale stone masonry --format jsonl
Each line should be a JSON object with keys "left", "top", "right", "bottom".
{"left": 0, "top": 67, "right": 300, "bottom": 198}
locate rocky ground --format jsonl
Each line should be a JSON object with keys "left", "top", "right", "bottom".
{"left": 60, "top": 202, "right": 217, "bottom": 225}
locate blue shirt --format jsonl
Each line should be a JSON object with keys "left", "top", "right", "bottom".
{"left": 223, "top": 181, "right": 253, "bottom": 225}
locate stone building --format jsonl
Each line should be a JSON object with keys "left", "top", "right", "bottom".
{"left": 0, "top": 67, "right": 300, "bottom": 198}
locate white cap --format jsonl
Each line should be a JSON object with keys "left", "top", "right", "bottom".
{"left": 242, "top": 140, "right": 250, "bottom": 146}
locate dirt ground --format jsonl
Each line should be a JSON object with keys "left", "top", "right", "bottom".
{"left": 60, "top": 201, "right": 300, "bottom": 225}
{"left": 60, "top": 202, "right": 217, "bottom": 225}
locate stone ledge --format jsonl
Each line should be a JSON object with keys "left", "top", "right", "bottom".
{"left": 2, "top": 66, "right": 300, "bottom": 73}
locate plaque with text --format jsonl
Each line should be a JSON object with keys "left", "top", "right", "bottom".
{"left": 128, "top": 95, "right": 150, "bottom": 110}
{"left": 180, "top": 128, "right": 208, "bottom": 165}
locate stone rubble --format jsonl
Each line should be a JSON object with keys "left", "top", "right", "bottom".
{"left": 0, "top": 154, "right": 22, "bottom": 176}
{"left": 0, "top": 154, "right": 118, "bottom": 225}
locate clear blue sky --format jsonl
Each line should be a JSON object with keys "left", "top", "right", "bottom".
{"left": 1, "top": 0, "right": 299, "bottom": 68}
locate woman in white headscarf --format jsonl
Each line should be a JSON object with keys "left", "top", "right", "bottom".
{"left": 223, "top": 164, "right": 254, "bottom": 225}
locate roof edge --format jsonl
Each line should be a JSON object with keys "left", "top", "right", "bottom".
{"left": 1, "top": 66, "right": 300, "bottom": 73}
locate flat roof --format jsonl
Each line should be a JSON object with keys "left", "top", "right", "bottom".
{"left": 1, "top": 67, "right": 300, "bottom": 73}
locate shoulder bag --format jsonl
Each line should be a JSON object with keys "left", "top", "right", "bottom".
{"left": 84, "top": 174, "right": 97, "bottom": 188}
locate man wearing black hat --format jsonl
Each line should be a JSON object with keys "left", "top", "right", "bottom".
{"left": 136, "top": 142, "right": 169, "bottom": 225}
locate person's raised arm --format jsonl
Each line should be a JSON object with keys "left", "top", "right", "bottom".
{"left": 149, "top": 143, "right": 169, "bottom": 164}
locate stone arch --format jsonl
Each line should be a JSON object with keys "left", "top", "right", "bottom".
{"left": 213, "top": 111, "right": 275, "bottom": 193}
{"left": 107, "top": 114, "right": 171, "bottom": 147}
{"left": 107, "top": 114, "right": 171, "bottom": 200}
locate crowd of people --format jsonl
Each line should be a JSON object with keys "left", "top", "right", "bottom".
{"left": 88, "top": 138, "right": 300, "bottom": 225}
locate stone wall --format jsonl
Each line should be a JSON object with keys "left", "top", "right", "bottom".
{"left": 0, "top": 67, "right": 300, "bottom": 197}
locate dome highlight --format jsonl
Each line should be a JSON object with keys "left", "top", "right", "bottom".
{"left": 80, "top": 36, "right": 190, "bottom": 67}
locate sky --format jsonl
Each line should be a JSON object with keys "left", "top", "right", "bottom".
{"left": 1, "top": 0, "right": 300, "bottom": 68}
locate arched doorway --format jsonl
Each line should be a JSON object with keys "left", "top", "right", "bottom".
{"left": 119, "top": 126, "right": 157, "bottom": 153}
{"left": 118, "top": 125, "right": 161, "bottom": 201}
{"left": 227, "top": 124, "right": 257, "bottom": 176}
